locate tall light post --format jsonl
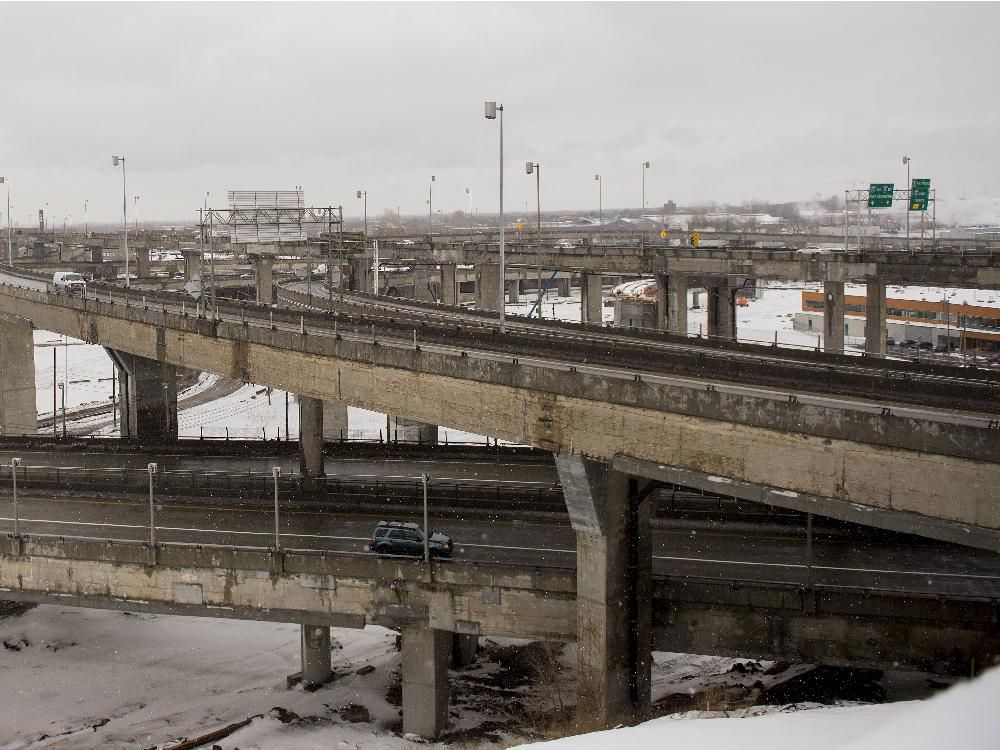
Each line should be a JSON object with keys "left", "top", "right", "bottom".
{"left": 356, "top": 189, "right": 367, "bottom": 292}
{"left": 112, "top": 155, "right": 129, "bottom": 286}
{"left": 427, "top": 175, "right": 435, "bottom": 235}
{"left": 640, "top": 160, "right": 650, "bottom": 250}
{"left": 485, "top": 100, "right": 506, "bottom": 334}
{"left": 1, "top": 176, "right": 11, "bottom": 266}
{"left": 902, "top": 155, "right": 911, "bottom": 251}
{"left": 10, "top": 457, "right": 21, "bottom": 538}
{"left": 466, "top": 187, "right": 472, "bottom": 224}
{"left": 133, "top": 195, "right": 140, "bottom": 231}
{"left": 526, "top": 161, "right": 542, "bottom": 317}
{"left": 594, "top": 174, "right": 603, "bottom": 228}
{"left": 147, "top": 462, "right": 158, "bottom": 546}
{"left": 84, "top": 199, "right": 88, "bottom": 237}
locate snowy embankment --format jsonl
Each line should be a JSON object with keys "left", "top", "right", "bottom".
{"left": 518, "top": 666, "right": 1000, "bottom": 750}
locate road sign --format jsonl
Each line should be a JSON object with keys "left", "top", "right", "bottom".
{"left": 910, "top": 178, "right": 930, "bottom": 211}
{"left": 691, "top": 232, "right": 700, "bottom": 247}
{"left": 516, "top": 223, "right": 523, "bottom": 231}
{"left": 659, "top": 229, "right": 667, "bottom": 239}
{"left": 183, "top": 280, "right": 202, "bottom": 300}
{"left": 867, "top": 183, "right": 894, "bottom": 208}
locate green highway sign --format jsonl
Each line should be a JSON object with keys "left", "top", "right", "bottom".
{"left": 868, "top": 183, "right": 894, "bottom": 208}
{"left": 910, "top": 178, "right": 931, "bottom": 211}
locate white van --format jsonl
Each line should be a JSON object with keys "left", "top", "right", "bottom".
{"left": 52, "top": 272, "right": 87, "bottom": 294}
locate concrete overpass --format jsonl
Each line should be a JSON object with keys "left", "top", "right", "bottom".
{"left": 1, "top": 266, "right": 999, "bottom": 732}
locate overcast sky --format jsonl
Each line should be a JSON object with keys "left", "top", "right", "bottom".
{"left": 2, "top": 1, "right": 998, "bottom": 225}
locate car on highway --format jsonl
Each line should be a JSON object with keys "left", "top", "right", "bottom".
{"left": 368, "top": 520, "right": 454, "bottom": 558}
{"left": 52, "top": 271, "right": 87, "bottom": 294}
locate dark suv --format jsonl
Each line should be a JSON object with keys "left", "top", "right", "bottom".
{"left": 368, "top": 521, "right": 454, "bottom": 558}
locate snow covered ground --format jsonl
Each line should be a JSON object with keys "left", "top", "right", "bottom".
{"left": 0, "top": 604, "right": 992, "bottom": 749}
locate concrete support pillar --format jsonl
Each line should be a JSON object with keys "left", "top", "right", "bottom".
{"left": 109, "top": 350, "right": 178, "bottom": 440}
{"left": 90, "top": 246, "right": 103, "bottom": 264}
{"left": 251, "top": 255, "right": 274, "bottom": 305}
{"left": 349, "top": 256, "right": 370, "bottom": 293}
{"left": 865, "top": 279, "right": 887, "bottom": 356}
{"left": 134, "top": 246, "right": 150, "bottom": 279}
{"left": 322, "top": 401, "right": 348, "bottom": 441}
{"left": 507, "top": 280, "right": 520, "bottom": 304}
{"left": 824, "top": 280, "right": 845, "bottom": 354}
{"left": 451, "top": 633, "right": 478, "bottom": 669}
{"left": 298, "top": 395, "right": 325, "bottom": 480}
{"left": 439, "top": 264, "right": 457, "bottom": 306}
{"left": 555, "top": 276, "right": 571, "bottom": 298}
{"left": 655, "top": 274, "right": 668, "bottom": 330}
{"left": 300, "top": 624, "right": 332, "bottom": 687}
{"left": 554, "top": 455, "right": 652, "bottom": 730}
{"left": 389, "top": 416, "right": 437, "bottom": 445}
{"left": 707, "top": 286, "right": 736, "bottom": 341}
{"left": 0, "top": 315, "right": 37, "bottom": 435}
{"left": 476, "top": 264, "right": 501, "bottom": 312}
{"left": 412, "top": 266, "right": 434, "bottom": 301}
{"left": 402, "top": 627, "right": 451, "bottom": 738}
{"left": 581, "top": 273, "right": 603, "bottom": 324}
{"left": 667, "top": 274, "right": 689, "bottom": 336}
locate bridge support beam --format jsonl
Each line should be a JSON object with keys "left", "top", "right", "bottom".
{"left": 251, "top": 255, "right": 274, "bottom": 305}
{"left": 402, "top": 626, "right": 451, "bottom": 738}
{"left": 439, "top": 264, "right": 457, "bottom": 306}
{"left": 667, "top": 274, "right": 688, "bottom": 336}
{"left": 508, "top": 279, "right": 520, "bottom": 304}
{"left": 823, "top": 280, "right": 845, "bottom": 354}
{"left": 298, "top": 395, "right": 325, "bottom": 486}
{"left": 555, "top": 454, "right": 651, "bottom": 730}
{"left": 134, "top": 246, "right": 150, "bottom": 279}
{"left": 412, "top": 266, "right": 434, "bottom": 301}
{"left": 865, "top": 279, "right": 887, "bottom": 356}
{"left": 108, "top": 350, "right": 178, "bottom": 440}
{"left": 581, "top": 273, "right": 603, "bottom": 324}
{"left": 707, "top": 286, "right": 736, "bottom": 341}
{"left": 322, "top": 401, "right": 348, "bottom": 442}
{"left": 348, "top": 256, "right": 370, "bottom": 293}
{"left": 0, "top": 314, "right": 37, "bottom": 435}
{"left": 300, "top": 624, "right": 333, "bottom": 687}
{"left": 389, "top": 416, "right": 437, "bottom": 445}
{"left": 476, "top": 264, "right": 501, "bottom": 312}
{"left": 451, "top": 633, "right": 478, "bottom": 669}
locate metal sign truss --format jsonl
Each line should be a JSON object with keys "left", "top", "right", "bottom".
{"left": 843, "top": 188, "right": 936, "bottom": 251}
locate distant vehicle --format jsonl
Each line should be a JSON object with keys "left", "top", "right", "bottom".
{"left": 795, "top": 245, "right": 825, "bottom": 254}
{"left": 368, "top": 521, "right": 453, "bottom": 558}
{"left": 52, "top": 272, "right": 87, "bottom": 294}
{"left": 398, "top": 239, "right": 415, "bottom": 246}
{"left": 555, "top": 239, "right": 577, "bottom": 249}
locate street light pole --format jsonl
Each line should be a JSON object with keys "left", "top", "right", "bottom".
{"left": 58, "top": 382, "right": 66, "bottom": 438}
{"left": 112, "top": 156, "right": 129, "bottom": 286}
{"left": 903, "top": 155, "right": 911, "bottom": 251}
{"left": 357, "top": 190, "right": 367, "bottom": 292}
{"left": 640, "top": 161, "right": 650, "bottom": 251}
{"left": 84, "top": 199, "right": 88, "bottom": 236}
{"left": 147, "top": 463, "right": 158, "bottom": 546}
{"left": 526, "top": 161, "right": 542, "bottom": 318}
{"left": 595, "top": 173, "right": 602, "bottom": 228}
{"left": 485, "top": 101, "right": 505, "bottom": 334}
{"left": 428, "top": 175, "right": 435, "bottom": 236}
{"left": 422, "top": 472, "right": 430, "bottom": 563}
{"left": 10, "top": 457, "right": 21, "bottom": 538}
{"left": 1, "top": 176, "right": 11, "bottom": 266}
{"left": 272, "top": 466, "right": 281, "bottom": 550}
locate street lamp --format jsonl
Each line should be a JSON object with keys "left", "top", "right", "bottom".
{"left": 10, "top": 457, "right": 21, "bottom": 538}
{"left": 485, "top": 100, "right": 506, "bottom": 334}
{"left": 84, "top": 199, "right": 88, "bottom": 237}
{"left": 57, "top": 382, "right": 66, "bottom": 438}
{"left": 1, "top": 176, "right": 11, "bottom": 266}
{"left": 640, "top": 160, "right": 650, "bottom": 250}
{"left": 356, "top": 189, "right": 368, "bottom": 292}
{"left": 147, "top": 462, "right": 158, "bottom": 546}
{"left": 427, "top": 176, "right": 435, "bottom": 235}
{"left": 526, "top": 161, "right": 542, "bottom": 317}
{"left": 594, "top": 174, "right": 603, "bottom": 228}
{"left": 465, "top": 187, "right": 472, "bottom": 223}
{"left": 134, "top": 195, "right": 140, "bottom": 231}
{"left": 902, "top": 155, "right": 911, "bottom": 251}
{"left": 112, "top": 155, "right": 129, "bottom": 286}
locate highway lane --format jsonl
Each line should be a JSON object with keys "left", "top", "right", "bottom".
{"left": 3, "top": 494, "right": 999, "bottom": 600}
{"left": 0, "top": 452, "right": 559, "bottom": 486}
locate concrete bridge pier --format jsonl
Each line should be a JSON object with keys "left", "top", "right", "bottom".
{"left": 181, "top": 250, "right": 202, "bottom": 294}
{"left": 439, "top": 264, "right": 457, "bottom": 306}
{"left": 706, "top": 285, "right": 736, "bottom": 341}
{"left": 389, "top": 416, "right": 437, "bottom": 444}
{"left": 0, "top": 314, "right": 37, "bottom": 435}
{"left": 251, "top": 255, "right": 274, "bottom": 305}
{"left": 508, "top": 279, "right": 520, "bottom": 304}
{"left": 654, "top": 274, "right": 688, "bottom": 334}
{"left": 555, "top": 454, "right": 652, "bottom": 730}
{"left": 824, "top": 280, "right": 845, "bottom": 353}
{"left": 865, "top": 279, "right": 887, "bottom": 355}
{"left": 348, "top": 256, "right": 371, "bottom": 293}
{"left": 108, "top": 350, "right": 178, "bottom": 440}
{"left": 451, "top": 633, "right": 478, "bottom": 669}
{"left": 581, "top": 273, "right": 603, "bottom": 324}
{"left": 476, "top": 264, "right": 501, "bottom": 312}
{"left": 322, "top": 401, "right": 348, "bottom": 442}
{"left": 298, "top": 395, "right": 326, "bottom": 488}
{"left": 300, "top": 623, "right": 333, "bottom": 687}
{"left": 412, "top": 266, "right": 435, "bottom": 301}
{"left": 402, "top": 626, "right": 451, "bottom": 738}
{"left": 134, "top": 246, "right": 151, "bottom": 279}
